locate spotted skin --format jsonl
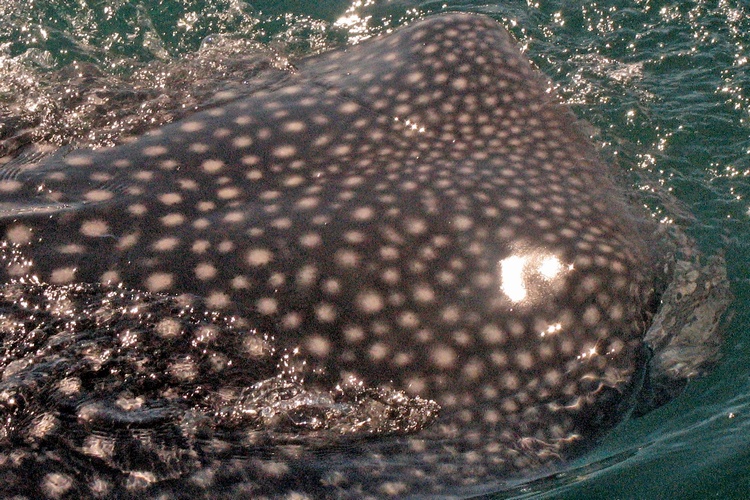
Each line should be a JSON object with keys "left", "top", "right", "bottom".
{"left": 0, "top": 13, "right": 662, "bottom": 497}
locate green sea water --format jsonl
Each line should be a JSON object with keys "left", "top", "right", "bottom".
{"left": 1, "top": 0, "right": 748, "bottom": 498}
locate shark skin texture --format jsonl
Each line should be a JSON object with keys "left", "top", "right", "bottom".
{"left": 0, "top": 12, "right": 717, "bottom": 499}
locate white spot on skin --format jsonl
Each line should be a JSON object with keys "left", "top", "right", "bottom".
{"left": 306, "top": 335, "right": 331, "bottom": 357}
{"left": 352, "top": 206, "right": 375, "bottom": 220}
{"left": 243, "top": 156, "right": 261, "bottom": 169}
{"left": 381, "top": 268, "right": 400, "bottom": 285}
{"left": 0, "top": 180, "right": 21, "bottom": 192}
{"left": 335, "top": 249, "right": 360, "bottom": 267}
{"left": 159, "top": 159, "right": 178, "bottom": 170}
{"left": 380, "top": 246, "right": 399, "bottom": 260}
{"left": 232, "top": 136, "right": 253, "bottom": 148}
{"left": 516, "top": 351, "right": 535, "bottom": 370}
{"left": 315, "top": 303, "right": 337, "bottom": 323}
{"left": 133, "top": 170, "right": 154, "bottom": 181}
{"left": 260, "top": 190, "right": 280, "bottom": 200}
{"left": 246, "top": 248, "right": 273, "bottom": 266}
{"left": 283, "top": 175, "right": 305, "bottom": 187}
{"left": 217, "top": 187, "right": 241, "bottom": 199}
{"left": 206, "top": 292, "right": 230, "bottom": 308}
{"left": 344, "top": 230, "right": 365, "bottom": 244}
{"left": 344, "top": 325, "right": 365, "bottom": 344}
{"left": 451, "top": 76, "right": 469, "bottom": 91}
{"left": 296, "top": 196, "right": 320, "bottom": 209}
{"left": 29, "top": 413, "right": 58, "bottom": 439}
{"left": 256, "top": 297, "right": 277, "bottom": 315}
{"left": 184, "top": 209, "right": 203, "bottom": 225}
{"left": 128, "top": 203, "right": 147, "bottom": 216}
{"left": 452, "top": 214, "right": 474, "bottom": 230}
{"left": 6, "top": 224, "right": 33, "bottom": 244}
{"left": 369, "top": 342, "right": 389, "bottom": 361}
{"left": 273, "top": 145, "right": 297, "bottom": 158}
{"left": 156, "top": 318, "right": 182, "bottom": 338}
{"left": 42, "top": 473, "right": 74, "bottom": 498}
{"left": 80, "top": 220, "right": 110, "bottom": 237}
{"left": 49, "top": 267, "right": 76, "bottom": 284}
{"left": 201, "top": 159, "right": 224, "bottom": 173}
{"left": 338, "top": 102, "right": 360, "bottom": 114}
{"left": 398, "top": 311, "right": 420, "bottom": 329}
{"left": 331, "top": 144, "right": 352, "bottom": 156}
{"left": 191, "top": 240, "right": 210, "bottom": 254}
{"left": 300, "top": 233, "right": 322, "bottom": 248}
{"left": 170, "top": 358, "right": 198, "bottom": 381}
{"left": 57, "top": 377, "right": 82, "bottom": 396}
{"left": 323, "top": 278, "right": 341, "bottom": 295}
{"left": 441, "top": 305, "right": 461, "bottom": 323}
{"left": 405, "top": 218, "right": 427, "bottom": 235}
{"left": 481, "top": 324, "right": 506, "bottom": 344}
{"left": 116, "top": 233, "right": 139, "bottom": 250}
{"left": 296, "top": 265, "right": 318, "bottom": 287}
{"left": 158, "top": 193, "right": 182, "bottom": 205}
{"left": 142, "top": 145, "right": 168, "bottom": 157}
{"left": 190, "top": 143, "right": 210, "bottom": 153}
{"left": 180, "top": 121, "right": 204, "bottom": 132}
{"left": 462, "top": 359, "right": 484, "bottom": 380}
{"left": 82, "top": 435, "right": 115, "bottom": 460}
{"left": 84, "top": 189, "right": 114, "bottom": 202}
{"left": 161, "top": 213, "right": 185, "bottom": 226}
{"left": 379, "top": 482, "right": 408, "bottom": 496}
{"left": 356, "top": 290, "right": 384, "bottom": 314}
{"left": 413, "top": 284, "right": 436, "bottom": 303}
{"left": 65, "top": 154, "right": 93, "bottom": 166}
{"left": 195, "top": 263, "right": 217, "bottom": 280}
{"left": 583, "top": 306, "right": 601, "bottom": 325}
{"left": 283, "top": 121, "right": 306, "bottom": 133}
{"left": 431, "top": 345, "right": 456, "bottom": 369}
{"left": 223, "top": 211, "right": 245, "bottom": 223}
{"left": 146, "top": 273, "right": 174, "bottom": 292}
{"left": 196, "top": 201, "right": 215, "bottom": 212}
{"left": 281, "top": 312, "right": 302, "bottom": 330}
{"left": 234, "top": 115, "right": 252, "bottom": 125}
{"left": 269, "top": 271, "right": 286, "bottom": 287}
{"left": 231, "top": 276, "right": 250, "bottom": 289}
{"left": 152, "top": 237, "right": 180, "bottom": 251}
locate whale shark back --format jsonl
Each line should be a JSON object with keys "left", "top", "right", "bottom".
{"left": 0, "top": 13, "right": 670, "bottom": 498}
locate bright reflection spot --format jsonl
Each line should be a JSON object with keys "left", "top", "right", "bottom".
{"left": 538, "top": 256, "right": 562, "bottom": 279}
{"left": 334, "top": 0, "right": 377, "bottom": 44}
{"left": 500, "top": 255, "right": 528, "bottom": 302}
{"left": 393, "top": 116, "right": 426, "bottom": 133}
{"left": 540, "top": 322, "right": 562, "bottom": 337}
{"left": 499, "top": 250, "right": 572, "bottom": 304}
{"left": 576, "top": 345, "right": 599, "bottom": 360}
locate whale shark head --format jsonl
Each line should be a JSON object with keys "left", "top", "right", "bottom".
{"left": 0, "top": 12, "right": 683, "bottom": 498}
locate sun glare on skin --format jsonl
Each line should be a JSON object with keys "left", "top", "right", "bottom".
{"left": 499, "top": 251, "right": 572, "bottom": 304}
{"left": 538, "top": 256, "right": 562, "bottom": 279}
{"left": 500, "top": 255, "right": 528, "bottom": 302}
{"left": 540, "top": 322, "right": 562, "bottom": 337}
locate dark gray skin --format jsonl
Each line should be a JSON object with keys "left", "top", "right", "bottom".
{"left": 0, "top": 13, "right": 669, "bottom": 498}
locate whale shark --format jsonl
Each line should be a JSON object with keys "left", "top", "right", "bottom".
{"left": 0, "top": 12, "right": 731, "bottom": 499}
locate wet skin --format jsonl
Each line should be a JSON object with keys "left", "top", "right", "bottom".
{"left": 0, "top": 13, "right": 663, "bottom": 498}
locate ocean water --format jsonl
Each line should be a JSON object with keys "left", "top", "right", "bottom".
{"left": 0, "top": 0, "right": 748, "bottom": 498}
